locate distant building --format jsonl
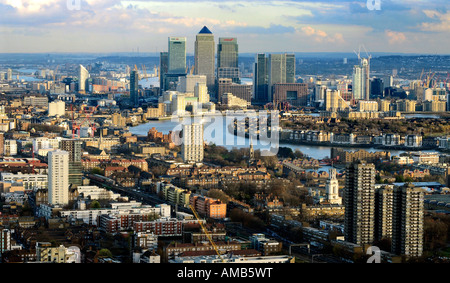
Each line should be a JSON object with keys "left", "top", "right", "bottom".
{"left": 48, "top": 100, "right": 65, "bottom": 117}
{"left": 272, "top": 83, "right": 308, "bottom": 107}
{"left": 78, "top": 64, "right": 89, "bottom": 93}
{"left": 352, "top": 57, "right": 370, "bottom": 101}
{"left": 217, "top": 37, "right": 240, "bottom": 84}
{"left": 194, "top": 26, "right": 215, "bottom": 94}
{"left": 130, "top": 70, "right": 139, "bottom": 107}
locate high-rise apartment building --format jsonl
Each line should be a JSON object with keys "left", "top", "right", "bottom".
{"left": 78, "top": 65, "right": 89, "bottom": 93}
{"left": 375, "top": 185, "right": 394, "bottom": 242}
{"left": 352, "top": 57, "right": 370, "bottom": 101}
{"left": 130, "top": 70, "right": 139, "bottom": 107}
{"left": 48, "top": 150, "right": 70, "bottom": 206}
{"left": 217, "top": 37, "right": 240, "bottom": 84}
{"left": 181, "top": 123, "right": 204, "bottom": 164}
{"left": 325, "top": 89, "right": 350, "bottom": 112}
{"left": 194, "top": 26, "right": 215, "bottom": 94}
{"left": 60, "top": 139, "right": 83, "bottom": 187}
{"left": 344, "top": 161, "right": 376, "bottom": 245}
{"left": 391, "top": 183, "right": 424, "bottom": 258}
{"left": 48, "top": 100, "right": 65, "bottom": 117}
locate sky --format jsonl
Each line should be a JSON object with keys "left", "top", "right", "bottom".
{"left": 0, "top": 0, "right": 449, "bottom": 54}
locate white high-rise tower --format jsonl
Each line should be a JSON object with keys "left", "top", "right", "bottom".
{"left": 352, "top": 56, "right": 370, "bottom": 101}
{"left": 181, "top": 123, "right": 204, "bottom": 164}
{"left": 48, "top": 150, "right": 70, "bottom": 206}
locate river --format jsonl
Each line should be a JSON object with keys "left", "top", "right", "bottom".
{"left": 129, "top": 115, "right": 416, "bottom": 160}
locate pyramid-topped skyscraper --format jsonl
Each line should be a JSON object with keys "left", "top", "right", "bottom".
{"left": 194, "top": 26, "right": 215, "bottom": 97}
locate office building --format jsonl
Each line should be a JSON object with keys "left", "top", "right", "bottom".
{"left": 176, "top": 75, "right": 207, "bottom": 94}
{"left": 268, "top": 53, "right": 295, "bottom": 101}
{"left": 194, "top": 26, "right": 215, "bottom": 93}
{"left": 194, "top": 83, "right": 209, "bottom": 104}
{"left": 370, "top": 78, "right": 384, "bottom": 98}
{"left": 352, "top": 57, "right": 370, "bottom": 101}
{"left": 254, "top": 53, "right": 269, "bottom": 103}
{"left": 48, "top": 150, "right": 70, "bottom": 206}
{"left": 181, "top": 123, "right": 204, "bottom": 163}
{"left": 344, "top": 161, "right": 376, "bottom": 245}
{"left": 217, "top": 37, "right": 240, "bottom": 84}
{"left": 78, "top": 65, "right": 89, "bottom": 93}
{"left": 130, "top": 70, "right": 139, "bottom": 107}
{"left": 6, "top": 69, "right": 12, "bottom": 81}
{"left": 217, "top": 78, "right": 252, "bottom": 104}
{"left": 272, "top": 83, "right": 308, "bottom": 106}
{"left": 168, "top": 37, "right": 186, "bottom": 74}
{"left": 159, "top": 52, "right": 169, "bottom": 93}
{"left": 391, "top": 183, "right": 424, "bottom": 258}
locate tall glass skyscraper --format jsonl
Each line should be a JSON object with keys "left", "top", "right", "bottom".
{"left": 254, "top": 53, "right": 268, "bottom": 104}
{"left": 168, "top": 37, "right": 187, "bottom": 74}
{"left": 194, "top": 26, "right": 215, "bottom": 93}
{"left": 130, "top": 70, "right": 139, "bottom": 107}
{"left": 159, "top": 51, "right": 169, "bottom": 93}
{"left": 267, "top": 53, "right": 295, "bottom": 101}
{"left": 217, "top": 37, "right": 240, "bottom": 84}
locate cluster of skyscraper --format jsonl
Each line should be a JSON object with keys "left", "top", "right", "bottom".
{"left": 159, "top": 27, "right": 239, "bottom": 100}
{"left": 158, "top": 26, "right": 299, "bottom": 105}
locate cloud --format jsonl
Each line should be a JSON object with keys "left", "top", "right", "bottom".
{"left": 385, "top": 30, "right": 406, "bottom": 44}
{"left": 299, "top": 26, "right": 344, "bottom": 43}
{"left": 420, "top": 10, "right": 450, "bottom": 32}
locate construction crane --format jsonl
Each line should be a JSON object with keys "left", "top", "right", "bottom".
{"left": 189, "top": 205, "right": 225, "bottom": 262}
{"left": 141, "top": 64, "right": 148, "bottom": 81}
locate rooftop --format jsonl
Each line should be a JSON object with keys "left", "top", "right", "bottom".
{"left": 198, "top": 26, "right": 212, "bottom": 34}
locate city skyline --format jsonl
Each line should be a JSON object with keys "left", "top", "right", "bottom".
{"left": 0, "top": 0, "right": 449, "bottom": 54}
